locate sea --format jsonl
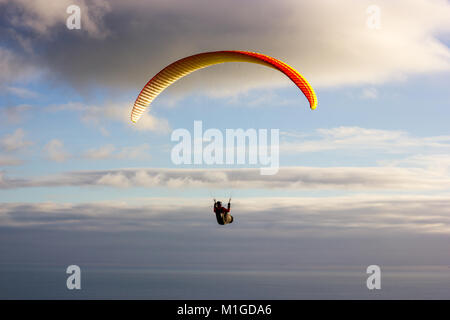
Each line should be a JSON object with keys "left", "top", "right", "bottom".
{"left": 0, "top": 264, "right": 449, "bottom": 299}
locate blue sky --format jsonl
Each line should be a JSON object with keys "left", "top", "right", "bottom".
{"left": 1, "top": 0, "right": 450, "bottom": 298}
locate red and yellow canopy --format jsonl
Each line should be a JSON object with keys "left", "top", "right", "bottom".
{"left": 131, "top": 50, "right": 317, "bottom": 123}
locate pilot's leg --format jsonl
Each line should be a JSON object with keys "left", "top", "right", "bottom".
{"left": 224, "top": 213, "right": 232, "bottom": 224}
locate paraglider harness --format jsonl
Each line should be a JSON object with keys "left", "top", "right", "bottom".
{"left": 213, "top": 199, "right": 233, "bottom": 225}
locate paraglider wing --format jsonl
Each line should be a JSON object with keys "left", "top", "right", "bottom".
{"left": 131, "top": 50, "right": 317, "bottom": 123}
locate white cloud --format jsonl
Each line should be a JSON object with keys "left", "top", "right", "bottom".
{"left": 116, "top": 144, "right": 151, "bottom": 160}
{"left": 1, "top": 86, "right": 37, "bottom": 98}
{"left": 83, "top": 143, "right": 151, "bottom": 160}
{"left": 361, "top": 87, "right": 378, "bottom": 99}
{"left": 281, "top": 126, "right": 450, "bottom": 153}
{"left": 96, "top": 172, "right": 131, "bottom": 188}
{"left": 83, "top": 144, "right": 115, "bottom": 159}
{"left": 0, "top": 128, "right": 32, "bottom": 152}
{"left": 0, "top": 155, "right": 22, "bottom": 166}
{"left": 132, "top": 113, "right": 171, "bottom": 133}
{"left": 379, "top": 154, "right": 450, "bottom": 173}
{"left": 1, "top": 195, "right": 450, "bottom": 235}
{"left": 2, "top": 166, "right": 450, "bottom": 191}
{"left": 2, "top": 0, "right": 111, "bottom": 38}
{"left": 43, "top": 139, "right": 70, "bottom": 162}
{"left": 48, "top": 101, "right": 170, "bottom": 133}
{"left": 83, "top": 102, "right": 170, "bottom": 133}
{"left": 2, "top": 0, "right": 450, "bottom": 95}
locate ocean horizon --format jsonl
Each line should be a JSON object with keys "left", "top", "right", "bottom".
{"left": 1, "top": 263, "right": 449, "bottom": 299}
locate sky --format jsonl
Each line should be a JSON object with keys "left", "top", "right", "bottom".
{"left": 0, "top": 0, "right": 450, "bottom": 298}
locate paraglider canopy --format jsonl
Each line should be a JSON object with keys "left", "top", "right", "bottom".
{"left": 131, "top": 50, "right": 317, "bottom": 123}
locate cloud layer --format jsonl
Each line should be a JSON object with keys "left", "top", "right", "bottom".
{"left": 1, "top": 166, "right": 450, "bottom": 191}
{"left": 281, "top": 126, "right": 450, "bottom": 153}
{"left": 1, "top": 0, "right": 449, "bottom": 96}
{"left": 1, "top": 195, "right": 450, "bottom": 235}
